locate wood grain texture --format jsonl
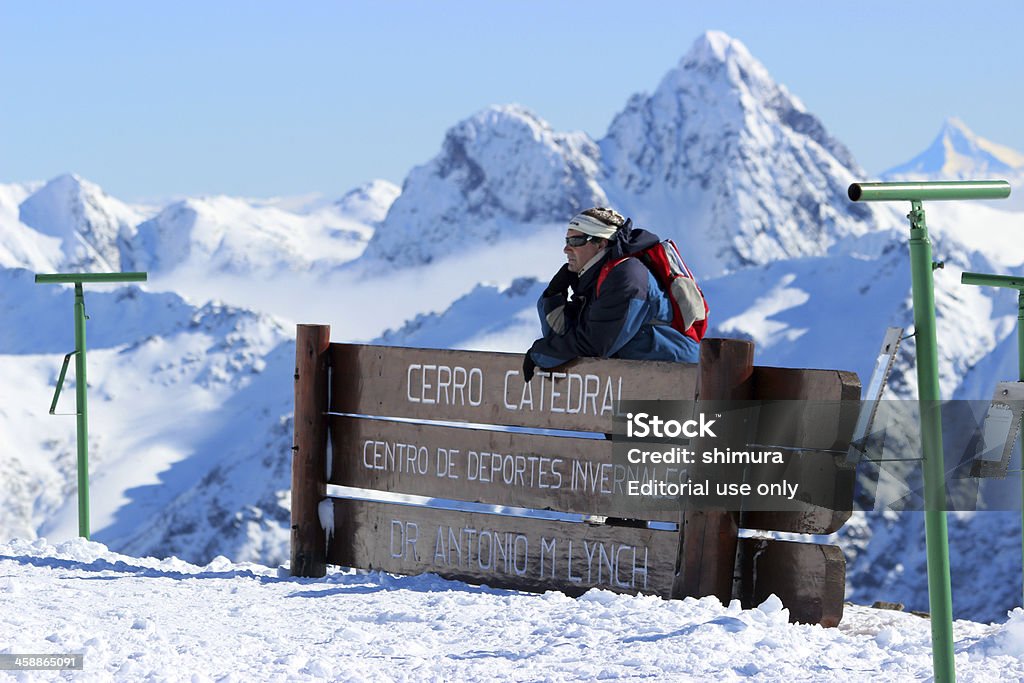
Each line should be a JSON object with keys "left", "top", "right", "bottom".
{"left": 737, "top": 538, "right": 846, "bottom": 627}
{"left": 290, "top": 324, "right": 331, "bottom": 578}
{"left": 674, "top": 339, "right": 752, "bottom": 603}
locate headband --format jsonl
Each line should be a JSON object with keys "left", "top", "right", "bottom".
{"left": 566, "top": 213, "right": 618, "bottom": 240}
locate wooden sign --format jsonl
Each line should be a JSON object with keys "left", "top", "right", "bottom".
{"left": 292, "top": 329, "right": 863, "bottom": 627}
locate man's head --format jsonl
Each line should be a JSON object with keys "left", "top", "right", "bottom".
{"left": 563, "top": 207, "right": 627, "bottom": 273}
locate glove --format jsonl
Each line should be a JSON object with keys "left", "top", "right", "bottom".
{"left": 522, "top": 351, "right": 537, "bottom": 383}
{"left": 545, "top": 264, "right": 578, "bottom": 296}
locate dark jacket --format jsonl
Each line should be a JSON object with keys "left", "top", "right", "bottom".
{"left": 527, "top": 227, "right": 699, "bottom": 368}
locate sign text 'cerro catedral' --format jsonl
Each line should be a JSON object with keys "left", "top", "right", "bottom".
{"left": 405, "top": 362, "right": 623, "bottom": 415}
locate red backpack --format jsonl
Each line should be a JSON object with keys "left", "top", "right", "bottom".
{"left": 595, "top": 239, "right": 709, "bottom": 343}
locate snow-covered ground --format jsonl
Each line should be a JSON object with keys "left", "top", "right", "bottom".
{"left": 2, "top": 537, "right": 1023, "bottom": 682}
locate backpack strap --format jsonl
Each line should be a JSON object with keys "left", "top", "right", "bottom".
{"left": 595, "top": 256, "right": 632, "bottom": 296}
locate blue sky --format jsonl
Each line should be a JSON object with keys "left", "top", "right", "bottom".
{"left": 1, "top": 1, "right": 1021, "bottom": 202}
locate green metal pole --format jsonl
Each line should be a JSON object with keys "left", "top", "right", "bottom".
{"left": 1019, "top": 291, "right": 1024, "bottom": 606}
{"left": 36, "top": 271, "right": 146, "bottom": 541}
{"left": 852, "top": 184, "right": 1012, "bottom": 683}
{"left": 1018, "top": 291, "right": 1023, "bottom": 386}
{"left": 908, "top": 201, "right": 955, "bottom": 682}
{"left": 73, "top": 283, "right": 90, "bottom": 540}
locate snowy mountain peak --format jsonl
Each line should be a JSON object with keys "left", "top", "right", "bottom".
{"left": 18, "top": 173, "right": 143, "bottom": 272}
{"left": 124, "top": 197, "right": 299, "bottom": 275}
{"left": 680, "top": 30, "right": 771, "bottom": 87}
{"left": 599, "top": 32, "right": 879, "bottom": 277}
{"left": 689, "top": 29, "right": 737, "bottom": 61}
{"left": 334, "top": 179, "right": 400, "bottom": 227}
{"left": 361, "top": 104, "right": 606, "bottom": 266}
{"left": 121, "top": 193, "right": 374, "bottom": 277}
{"left": 883, "top": 117, "right": 1024, "bottom": 180}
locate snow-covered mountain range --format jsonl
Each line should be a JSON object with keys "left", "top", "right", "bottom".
{"left": 2, "top": 30, "right": 1022, "bottom": 622}
{"left": 364, "top": 31, "right": 890, "bottom": 279}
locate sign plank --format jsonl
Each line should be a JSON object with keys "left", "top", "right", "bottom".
{"left": 329, "top": 415, "right": 677, "bottom": 522}
{"left": 751, "top": 367, "right": 862, "bottom": 451}
{"left": 325, "top": 497, "right": 677, "bottom": 597}
{"left": 329, "top": 344, "right": 697, "bottom": 432}
{"left": 738, "top": 447, "right": 855, "bottom": 534}
{"left": 737, "top": 538, "right": 846, "bottom": 627}
{"left": 740, "top": 367, "right": 860, "bottom": 535}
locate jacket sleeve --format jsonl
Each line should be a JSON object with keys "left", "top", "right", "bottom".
{"left": 529, "top": 259, "right": 651, "bottom": 369}
{"left": 537, "top": 290, "right": 568, "bottom": 337}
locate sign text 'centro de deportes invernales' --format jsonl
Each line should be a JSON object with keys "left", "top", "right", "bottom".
{"left": 391, "top": 362, "right": 813, "bottom": 511}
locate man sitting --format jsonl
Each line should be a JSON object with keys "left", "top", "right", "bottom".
{"left": 523, "top": 207, "right": 699, "bottom": 381}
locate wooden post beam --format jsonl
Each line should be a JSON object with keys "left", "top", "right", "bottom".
{"left": 290, "top": 324, "right": 331, "bottom": 577}
{"left": 673, "top": 338, "right": 754, "bottom": 603}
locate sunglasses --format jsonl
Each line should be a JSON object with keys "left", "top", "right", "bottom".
{"left": 565, "top": 234, "right": 598, "bottom": 247}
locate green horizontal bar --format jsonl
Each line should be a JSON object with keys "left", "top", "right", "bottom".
{"left": 848, "top": 180, "right": 1011, "bottom": 203}
{"left": 961, "top": 271, "right": 1024, "bottom": 290}
{"left": 35, "top": 272, "right": 148, "bottom": 285}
